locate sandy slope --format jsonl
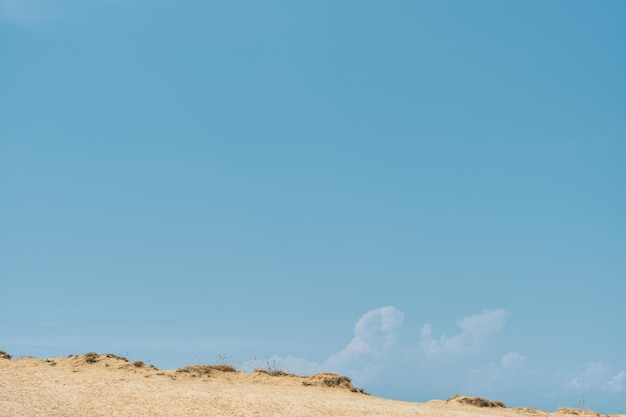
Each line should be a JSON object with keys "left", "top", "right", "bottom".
{"left": 0, "top": 352, "right": 623, "bottom": 417}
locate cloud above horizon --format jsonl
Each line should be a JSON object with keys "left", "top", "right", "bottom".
{"left": 239, "top": 307, "right": 624, "bottom": 411}
{"left": 418, "top": 309, "right": 509, "bottom": 359}
{"left": 466, "top": 350, "right": 529, "bottom": 394}
{"left": 569, "top": 362, "right": 626, "bottom": 393}
{"left": 245, "top": 307, "right": 511, "bottom": 386}
{"left": 323, "top": 306, "right": 403, "bottom": 380}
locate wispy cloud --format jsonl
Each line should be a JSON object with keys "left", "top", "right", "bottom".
{"left": 499, "top": 351, "right": 527, "bottom": 371}
{"left": 418, "top": 309, "right": 509, "bottom": 358}
{"left": 568, "top": 362, "right": 626, "bottom": 393}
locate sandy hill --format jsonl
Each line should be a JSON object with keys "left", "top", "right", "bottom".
{"left": 1, "top": 351, "right": 623, "bottom": 417}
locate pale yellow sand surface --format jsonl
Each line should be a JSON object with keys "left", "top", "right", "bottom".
{"left": 1, "top": 353, "right": 624, "bottom": 417}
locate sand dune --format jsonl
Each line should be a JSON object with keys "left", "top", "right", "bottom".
{"left": 1, "top": 351, "right": 623, "bottom": 417}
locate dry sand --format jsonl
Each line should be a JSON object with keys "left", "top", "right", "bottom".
{"left": 1, "top": 351, "right": 623, "bottom": 417}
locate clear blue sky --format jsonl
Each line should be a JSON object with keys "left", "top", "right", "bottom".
{"left": 1, "top": 0, "right": 625, "bottom": 413}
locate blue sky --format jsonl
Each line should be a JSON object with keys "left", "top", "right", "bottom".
{"left": 1, "top": 0, "right": 625, "bottom": 413}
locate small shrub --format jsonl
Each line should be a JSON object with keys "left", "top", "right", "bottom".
{"left": 0, "top": 350, "right": 12, "bottom": 360}
{"left": 320, "top": 374, "right": 352, "bottom": 387}
{"left": 84, "top": 352, "right": 99, "bottom": 364}
{"left": 303, "top": 373, "right": 368, "bottom": 394}
{"left": 133, "top": 361, "right": 146, "bottom": 368}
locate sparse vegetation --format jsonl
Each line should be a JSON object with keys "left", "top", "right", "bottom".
{"left": 0, "top": 350, "right": 11, "bottom": 360}
{"left": 447, "top": 395, "right": 506, "bottom": 408}
{"left": 556, "top": 408, "right": 601, "bottom": 417}
{"left": 254, "top": 368, "right": 294, "bottom": 377}
{"left": 104, "top": 353, "right": 129, "bottom": 362}
{"left": 84, "top": 352, "right": 99, "bottom": 364}
{"left": 133, "top": 361, "right": 146, "bottom": 368}
{"left": 319, "top": 374, "right": 352, "bottom": 388}
{"left": 177, "top": 365, "right": 214, "bottom": 376}
{"left": 302, "top": 373, "right": 369, "bottom": 394}
{"left": 213, "top": 354, "right": 238, "bottom": 368}
{"left": 177, "top": 363, "right": 238, "bottom": 376}
{"left": 254, "top": 359, "right": 294, "bottom": 377}
{"left": 208, "top": 364, "right": 237, "bottom": 372}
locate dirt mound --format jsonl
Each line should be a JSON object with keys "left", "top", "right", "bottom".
{"left": 303, "top": 373, "right": 368, "bottom": 394}
{"left": 448, "top": 395, "right": 507, "bottom": 408}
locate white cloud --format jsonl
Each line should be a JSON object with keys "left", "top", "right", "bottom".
{"left": 325, "top": 307, "right": 403, "bottom": 366}
{"left": 419, "top": 309, "right": 509, "bottom": 358}
{"left": 246, "top": 306, "right": 514, "bottom": 387}
{"left": 500, "top": 351, "right": 526, "bottom": 371}
{"left": 605, "top": 371, "right": 626, "bottom": 392}
{"left": 466, "top": 351, "right": 528, "bottom": 394}
{"left": 240, "top": 306, "right": 404, "bottom": 383}
{"left": 569, "top": 362, "right": 609, "bottom": 390}
{"left": 323, "top": 306, "right": 404, "bottom": 382}
{"left": 568, "top": 362, "right": 626, "bottom": 392}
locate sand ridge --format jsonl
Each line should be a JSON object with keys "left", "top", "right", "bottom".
{"left": 1, "top": 351, "right": 624, "bottom": 417}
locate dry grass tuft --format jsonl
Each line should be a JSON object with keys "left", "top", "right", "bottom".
{"left": 103, "top": 353, "right": 129, "bottom": 362}
{"left": 447, "top": 395, "right": 506, "bottom": 408}
{"left": 208, "top": 364, "right": 237, "bottom": 373}
{"left": 176, "top": 364, "right": 237, "bottom": 376}
{"left": 0, "top": 350, "right": 12, "bottom": 360}
{"left": 176, "top": 365, "right": 214, "bottom": 376}
{"left": 254, "top": 368, "right": 294, "bottom": 377}
{"left": 303, "top": 373, "right": 369, "bottom": 394}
